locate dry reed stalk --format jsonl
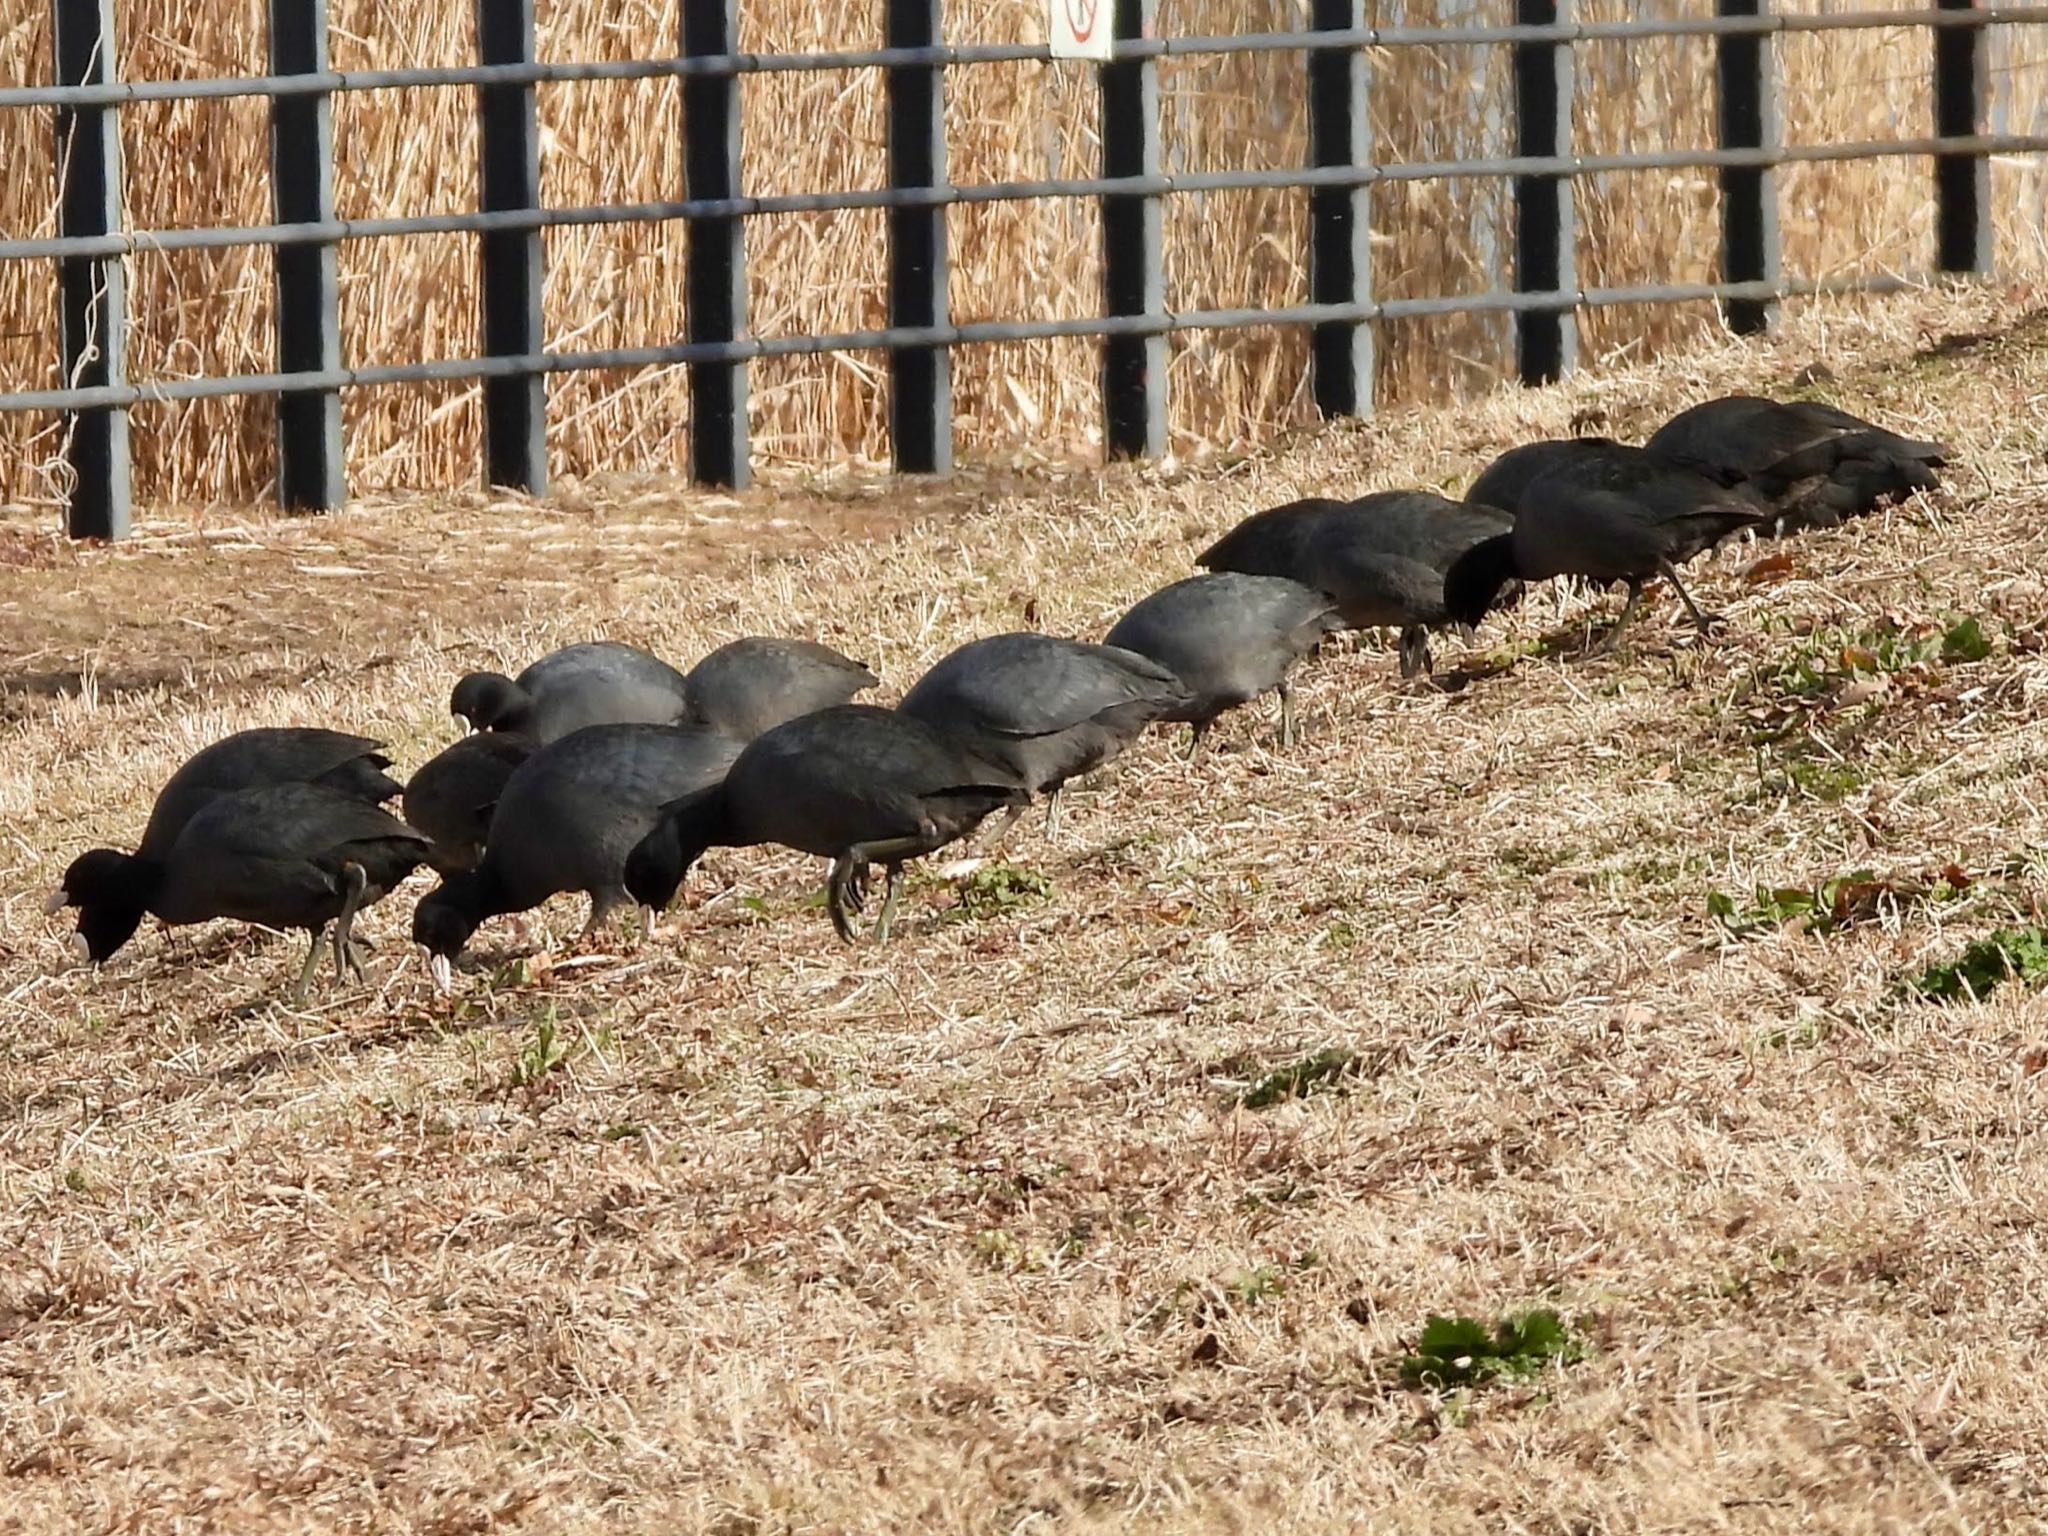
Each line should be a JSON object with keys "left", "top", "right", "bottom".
{"left": 0, "top": 2, "right": 2043, "bottom": 506}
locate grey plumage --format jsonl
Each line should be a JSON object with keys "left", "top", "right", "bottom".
{"left": 682, "top": 636, "right": 878, "bottom": 739}
{"left": 1195, "top": 496, "right": 1353, "bottom": 578}
{"left": 107, "top": 782, "right": 429, "bottom": 997}
{"left": 1445, "top": 439, "right": 1774, "bottom": 648}
{"left": 1104, "top": 573, "right": 1340, "bottom": 751}
{"left": 897, "top": 633, "right": 1193, "bottom": 832}
{"left": 403, "top": 731, "right": 537, "bottom": 875}
{"left": 47, "top": 727, "right": 403, "bottom": 966}
{"left": 1201, "top": 491, "right": 1516, "bottom": 677}
{"left": 450, "top": 641, "right": 691, "bottom": 742}
{"left": 625, "top": 705, "right": 1027, "bottom": 943}
{"left": 412, "top": 723, "right": 743, "bottom": 967}
{"left": 1645, "top": 394, "right": 1949, "bottom": 534}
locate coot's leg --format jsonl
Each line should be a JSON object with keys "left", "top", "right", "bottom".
{"left": 580, "top": 890, "right": 622, "bottom": 941}
{"left": 1591, "top": 579, "right": 1645, "bottom": 655}
{"left": 330, "top": 861, "right": 371, "bottom": 985}
{"left": 874, "top": 862, "right": 905, "bottom": 944}
{"left": 1657, "top": 557, "right": 1723, "bottom": 637}
{"left": 975, "top": 800, "right": 1027, "bottom": 856}
{"left": 1183, "top": 720, "right": 1207, "bottom": 763}
{"left": 1044, "top": 784, "right": 1065, "bottom": 839}
{"left": 827, "top": 856, "right": 860, "bottom": 943}
{"left": 1278, "top": 682, "right": 1296, "bottom": 749}
{"left": 292, "top": 928, "right": 326, "bottom": 1001}
{"left": 1398, "top": 625, "right": 1431, "bottom": 679}
{"left": 833, "top": 837, "right": 933, "bottom": 944}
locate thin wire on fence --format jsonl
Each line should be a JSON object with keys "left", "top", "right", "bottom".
{"left": 0, "top": 0, "right": 2026, "bottom": 537}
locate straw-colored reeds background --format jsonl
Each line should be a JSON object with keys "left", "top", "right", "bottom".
{"left": 0, "top": 1, "right": 2045, "bottom": 509}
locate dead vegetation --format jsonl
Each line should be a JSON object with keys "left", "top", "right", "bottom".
{"left": 4, "top": 286, "right": 2048, "bottom": 1530}
{"left": 3, "top": 3, "right": 2047, "bottom": 506}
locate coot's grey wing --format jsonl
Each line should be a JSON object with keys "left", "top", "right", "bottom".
{"left": 483, "top": 725, "right": 743, "bottom": 905}
{"left": 898, "top": 637, "right": 1163, "bottom": 740}
{"left": 1196, "top": 497, "right": 1351, "bottom": 577}
{"left": 405, "top": 733, "right": 535, "bottom": 872}
{"left": 155, "top": 785, "right": 426, "bottom": 927}
{"left": 139, "top": 728, "right": 397, "bottom": 859}
{"left": 516, "top": 643, "right": 692, "bottom": 741}
{"left": 1464, "top": 440, "right": 1623, "bottom": 514}
{"left": 683, "top": 637, "right": 879, "bottom": 738}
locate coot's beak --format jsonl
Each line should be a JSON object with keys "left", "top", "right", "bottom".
{"left": 42, "top": 887, "right": 70, "bottom": 915}
{"left": 452, "top": 713, "right": 472, "bottom": 735}
{"left": 65, "top": 932, "right": 92, "bottom": 965}
{"left": 639, "top": 904, "right": 658, "bottom": 941}
{"left": 427, "top": 949, "right": 455, "bottom": 995}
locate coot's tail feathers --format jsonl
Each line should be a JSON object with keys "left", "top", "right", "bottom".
{"left": 318, "top": 753, "right": 405, "bottom": 806}
{"left": 1441, "top": 534, "right": 1522, "bottom": 629}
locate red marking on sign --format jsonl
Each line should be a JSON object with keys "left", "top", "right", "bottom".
{"left": 1068, "top": 0, "right": 1101, "bottom": 42}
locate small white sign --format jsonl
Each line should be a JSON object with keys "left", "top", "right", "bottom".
{"left": 1050, "top": 0, "right": 1113, "bottom": 62}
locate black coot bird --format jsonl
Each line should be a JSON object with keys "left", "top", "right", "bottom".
{"left": 1297, "top": 492, "right": 1518, "bottom": 677}
{"left": 896, "top": 632, "right": 1192, "bottom": 836}
{"left": 403, "top": 732, "right": 537, "bottom": 875}
{"left": 58, "top": 783, "right": 430, "bottom": 998}
{"left": 411, "top": 723, "right": 743, "bottom": 984}
{"left": 1103, "top": 573, "right": 1341, "bottom": 753}
{"left": 45, "top": 727, "right": 402, "bottom": 963}
{"left": 1645, "top": 395, "right": 1949, "bottom": 534}
{"left": 682, "top": 636, "right": 879, "bottom": 739}
{"left": 1445, "top": 440, "right": 1772, "bottom": 650}
{"left": 625, "top": 705, "right": 1026, "bottom": 944}
{"left": 1201, "top": 493, "right": 1516, "bottom": 677}
{"left": 450, "top": 641, "right": 691, "bottom": 742}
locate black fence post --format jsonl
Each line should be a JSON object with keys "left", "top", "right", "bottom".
{"left": 476, "top": 0, "right": 547, "bottom": 494}
{"left": 271, "top": 0, "right": 346, "bottom": 510}
{"left": 1716, "top": 0, "right": 1780, "bottom": 335}
{"left": 1101, "top": 0, "right": 1166, "bottom": 460}
{"left": 886, "top": 0, "right": 952, "bottom": 475}
{"left": 51, "top": 0, "right": 130, "bottom": 540}
{"left": 682, "top": 0, "right": 750, "bottom": 488}
{"left": 1512, "top": 0, "right": 1577, "bottom": 384}
{"left": 1934, "top": 0, "right": 1992, "bottom": 274}
{"left": 1308, "top": 0, "right": 1372, "bottom": 418}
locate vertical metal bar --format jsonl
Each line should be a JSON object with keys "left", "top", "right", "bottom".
{"left": 1101, "top": 0, "right": 1166, "bottom": 460}
{"left": 886, "top": 0, "right": 952, "bottom": 475}
{"left": 682, "top": 0, "right": 749, "bottom": 488}
{"left": 476, "top": 0, "right": 547, "bottom": 493}
{"left": 51, "top": 0, "right": 129, "bottom": 540}
{"left": 1934, "top": 0, "right": 1993, "bottom": 273}
{"left": 1511, "top": 0, "right": 1577, "bottom": 384}
{"left": 271, "top": 0, "right": 346, "bottom": 510}
{"left": 1308, "top": 0, "right": 1372, "bottom": 419}
{"left": 1716, "top": 0, "right": 1780, "bottom": 334}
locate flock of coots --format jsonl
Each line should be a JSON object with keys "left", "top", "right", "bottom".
{"left": 43, "top": 393, "right": 1950, "bottom": 999}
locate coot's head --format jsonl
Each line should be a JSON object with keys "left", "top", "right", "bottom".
{"left": 624, "top": 789, "right": 727, "bottom": 912}
{"left": 449, "top": 672, "right": 526, "bottom": 734}
{"left": 412, "top": 873, "right": 491, "bottom": 991}
{"left": 47, "top": 847, "right": 153, "bottom": 963}
{"left": 1441, "top": 534, "right": 1522, "bottom": 630}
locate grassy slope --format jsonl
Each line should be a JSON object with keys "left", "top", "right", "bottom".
{"left": 3, "top": 287, "right": 2048, "bottom": 1531}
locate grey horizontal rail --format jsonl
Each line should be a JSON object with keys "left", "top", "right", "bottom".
{"left": 0, "top": 7, "right": 2035, "bottom": 111}
{"left": 0, "top": 271, "right": 1919, "bottom": 414}
{"left": 3, "top": 132, "right": 2040, "bottom": 265}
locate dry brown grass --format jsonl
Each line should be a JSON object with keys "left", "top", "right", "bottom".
{"left": 5, "top": 5, "right": 2048, "bottom": 507}
{"left": 5, "top": 285, "right": 2048, "bottom": 1530}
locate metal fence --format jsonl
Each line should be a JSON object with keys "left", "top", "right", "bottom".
{"left": 1, "top": 1, "right": 2038, "bottom": 539}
